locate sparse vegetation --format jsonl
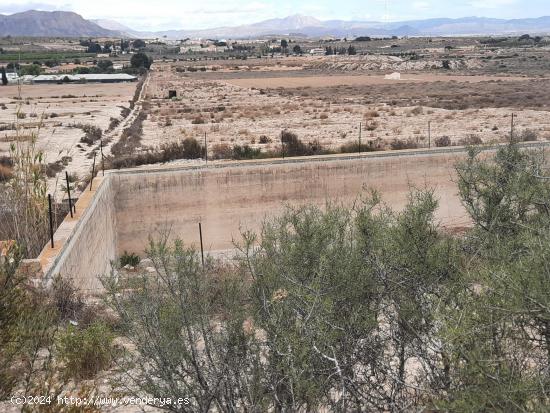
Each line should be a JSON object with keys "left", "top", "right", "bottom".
{"left": 390, "top": 138, "right": 418, "bottom": 150}
{"left": 435, "top": 135, "right": 452, "bottom": 147}
{"left": 119, "top": 251, "right": 140, "bottom": 267}
{"left": 96, "top": 144, "right": 550, "bottom": 412}
{"left": 58, "top": 322, "right": 115, "bottom": 380}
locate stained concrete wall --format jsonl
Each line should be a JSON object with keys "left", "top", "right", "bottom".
{"left": 41, "top": 177, "right": 117, "bottom": 292}
{"left": 39, "top": 143, "right": 550, "bottom": 293}
{"left": 113, "top": 150, "right": 468, "bottom": 256}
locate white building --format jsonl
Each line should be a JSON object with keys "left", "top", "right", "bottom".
{"left": 309, "top": 48, "right": 326, "bottom": 56}
{"left": 6, "top": 72, "right": 19, "bottom": 84}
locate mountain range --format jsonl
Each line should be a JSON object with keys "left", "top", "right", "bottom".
{"left": 0, "top": 10, "right": 120, "bottom": 37}
{"left": 2, "top": 10, "right": 550, "bottom": 39}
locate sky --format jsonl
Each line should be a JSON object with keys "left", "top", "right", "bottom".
{"left": 1, "top": 0, "right": 550, "bottom": 31}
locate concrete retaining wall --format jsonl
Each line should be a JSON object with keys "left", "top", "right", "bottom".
{"left": 42, "top": 145, "right": 549, "bottom": 293}
{"left": 113, "top": 151, "right": 466, "bottom": 256}
{"left": 40, "top": 177, "right": 117, "bottom": 292}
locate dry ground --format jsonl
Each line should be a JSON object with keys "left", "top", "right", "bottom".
{"left": 138, "top": 61, "right": 550, "bottom": 158}
{"left": 0, "top": 83, "right": 137, "bottom": 196}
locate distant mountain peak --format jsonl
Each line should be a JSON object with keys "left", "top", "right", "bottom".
{"left": 1, "top": 11, "right": 550, "bottom": 39}
{"left": 0, "top": 10, "right": 121, "bottom": 37}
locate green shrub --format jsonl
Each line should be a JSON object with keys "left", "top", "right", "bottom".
{"left": 281, "top": 130, "right": 326, "bottom": 157}
{"left": 58, "top": 322, "right": 114, "bottom": 380}
{"left": 120, "top": 251, "right": 140, "bottom": 267}
{"left": 232, "top": 144, "right": 262, "bottom": 160}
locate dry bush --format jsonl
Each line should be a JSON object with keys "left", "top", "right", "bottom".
{"left": 320, "top": 113, "right": 329, "bottom": 120}
{"left": 390, "top": 138, "right": 418, "bottom": 150}
{"left": 212, "top": 143, "right": 233, "bottom": 160}
{"left": 365, "top": 120, "right": 379, "bottom": 131}
{"left": 192, "top": 115, "right": 206, "bottom": 124}
{"left": 69, "top": 123, "right": 102, "bottom": 146}
{"left": 111, "top": 111, "right": 147, "bottom": 157}
{"left": 339, "top": 140, "right": 383, "bottom": 153}
{"left": 435, "top": 136, "right": 452, "bottom": 147}
{"left": 459, "top": 134, "right": 483, "bottom": 146}
{"left": 0, "top": 164, "right": 13, "bottom": 182}
{"left": 364, "top": 110, "right": 380, "bottom": 119}
{"left": 282, "top": 131, "right": 326, "bottom": 157}
{"left": 107, "top": 117, "right": 120, "bottom": 132}
{"left": 520, "top": 129, "right": 538, "bottom": 142}
{"left": 108, "top": 138, "right": 204, "bottom": 169}
{"left": 51, "top": 276, "right": 84, "bottom": 322}
{"left": 409, "top": 106, "right": 424, "bottom": 116}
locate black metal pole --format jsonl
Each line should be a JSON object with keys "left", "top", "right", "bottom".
{"left": 100, "top": 139, "right": 105, "bottom": 176}
{"left": 358, "top": 121, "right": 362, "bottom": 154}
{"left": 281, "top": 130, "right": 284, "bottom": 159}
{"left": 48, "top": 194, "right": 54, "bottom": 248}
{"left": 65, "top": 171, "right": 73, "bottom": 218}
{"left": 204, "top": 132, "right": 207, "bottom": 165}
{"left": 199, "top": 222, "right": 204, "bottom": 267}
{"left": 90, "top": 152, "right": 96, "bottom": 191}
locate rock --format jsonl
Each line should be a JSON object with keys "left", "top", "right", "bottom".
{"left": 138, "top": 258, "right": 154, "bottom": 268}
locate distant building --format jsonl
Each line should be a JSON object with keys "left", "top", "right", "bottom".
{"left": 6, "top": 72, "right": 19, "bottom": 84}
{"left": 180, "top": 45, "right": 227, "bottom": 54}
{"left": 309, "top": 48, "right": 326, "bottom": 56}
{"left": 384, "top": 72, "right": 401, "bottom": 80}
{"left": 32, "top": 74, "right": 137, "bottom": 84}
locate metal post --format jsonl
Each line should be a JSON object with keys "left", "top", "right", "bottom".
{"left": 428, "top": 121, "right": 431, "bottom": 149}
{"left": 358, "top": 121, "right": 362, "bottom": 154}
{"left": 281, "top": 130, "right": 285, "bottom": 159}
{"left": 199, "top": 222, "right": 204, "bottom": 267}
{"left": 48, "top": 194, "right": 54, "bottom": 248}
{"left": 100, "top": 139, "right": 105, "bottom": 176}
{"left": 65, "top": 171, "right": 73, "bottom": 218}
{"left": 90, "top": 152, "right": 96, "bottom": 191}
{"left": 204, "top": 132, "right": 208, "bottom": 165}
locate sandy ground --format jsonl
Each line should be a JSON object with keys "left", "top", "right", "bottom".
{"left": 0, "top": 82, "right": 137, "bottom": 198}
{"left": 221, "top": 73, "right": 531, "bottom": 89}
{"left": 139, "top": 65, "right": 550, "bottom": 157}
